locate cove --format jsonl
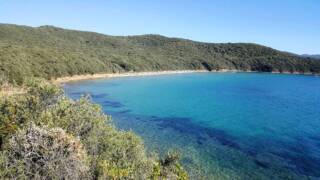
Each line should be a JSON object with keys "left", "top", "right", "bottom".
{"left": 64, "top": 72, "right": 320, "bottom": 179}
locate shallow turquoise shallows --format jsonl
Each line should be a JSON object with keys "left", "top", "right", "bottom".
{"left": 64, "top": 72, "right": 320, "bottom": 179}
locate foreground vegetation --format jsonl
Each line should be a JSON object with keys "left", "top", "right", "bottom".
{"left": 0, "top": 78, "right": 188, "bottom": 179}
{"left": 1, "top": 24, "right": 320, "bottom": 84}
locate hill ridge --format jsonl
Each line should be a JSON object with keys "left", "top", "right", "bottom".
{"left": 1, "top": 24, "right": 320, "bottom": 84}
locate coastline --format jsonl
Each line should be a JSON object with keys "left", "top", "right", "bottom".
{"left": 52, "top": 70, "right": 209, "bottom": 84}
{"left": 52, "top": 69, "right": 319, "bottom": 84}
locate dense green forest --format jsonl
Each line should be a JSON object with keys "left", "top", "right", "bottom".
{"left": 301, "top": 54, "right": 320, "bottom": 60}
{"left": 1, "top": 24, "right": 320, "bottom": 84}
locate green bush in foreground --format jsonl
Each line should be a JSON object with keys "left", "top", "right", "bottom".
{"left": 0, "top": 78, "right": 188, "bottom": 179}
{"left": 0, "top": 124, "right": 90, "bottom": 179}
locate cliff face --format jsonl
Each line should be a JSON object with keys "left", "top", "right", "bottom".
{"left": 1, "top": 24, "right": 320, "bottom": 83}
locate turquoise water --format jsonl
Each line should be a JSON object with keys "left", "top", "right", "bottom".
{"left": 64, "top": 72, "right": 320, "bottom": 179}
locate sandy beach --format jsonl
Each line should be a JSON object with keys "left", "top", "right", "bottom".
{"left": 52, "top": 70, "right": 211, "bottom": 84}
{"left": 52, "top": 69, "right": 319, "bottom": 84}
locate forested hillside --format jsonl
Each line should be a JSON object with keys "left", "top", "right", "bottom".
{"left": 1, "top": 23, "right": 319, "bottom": 84}
{"left": 301, "top": 54, "right": 320, "bottom": 60}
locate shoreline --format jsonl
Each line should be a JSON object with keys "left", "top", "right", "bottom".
{"left": 52, "top": 69, "right": 319, "bottom": 84}
{"left": 52, "top": 70, "right": 209, "bottom": 84}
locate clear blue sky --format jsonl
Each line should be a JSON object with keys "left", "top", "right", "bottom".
{"left": 0, "top": 0, "right": 319, "bottom": 54}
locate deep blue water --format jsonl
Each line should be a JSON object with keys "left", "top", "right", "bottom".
{"left": 64, "top": 72, "right": 320, "bottom": 179}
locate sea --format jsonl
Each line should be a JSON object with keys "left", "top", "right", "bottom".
{"left": 64, "top": 72, "right": 320, "bottom": 179}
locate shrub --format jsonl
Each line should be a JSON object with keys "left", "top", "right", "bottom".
{"left": 39, "top": 97, "right": 156, "bottom": 179}
{"left": 0, "top": 96, "right": 32, "bottom": 148}
{"left": 96, "top": 130, "right": 154, "bottom": 179}
{"left": 0, "top": 123, "right": 89, "bottom": 179}
{"left": 158, "top": 151, "right": 189, "bottom": 180}
{"left": 0, "top": 74, "right": 8, "bottom": 86}
{"left": 24, "top": 78, "right": 63, "bottom": 107}
{"left": 0, "top": 78, "right": 189, "bottom": 179}
{"left": 0, "top": 78, "right": 62, "bottom": 147}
